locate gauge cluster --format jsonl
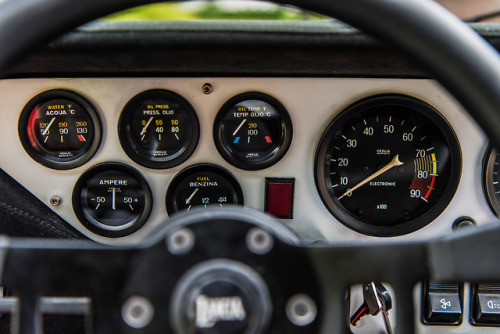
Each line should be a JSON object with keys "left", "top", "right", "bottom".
{"left": 0, "top": 77, "right": 494, "bottom": 244}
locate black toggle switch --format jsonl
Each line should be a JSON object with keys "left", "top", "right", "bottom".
{"left": 472, "top": 283, "right": 500, "bottom": 326}
{"left": 422, "top": 281, "right": 463, "bottom": 325}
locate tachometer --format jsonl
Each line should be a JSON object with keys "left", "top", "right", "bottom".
{"left": 19, "top": 90, "right": 101, "bottom": 169}
{"left": 315, "top": 95, "right": 461, "bottom": 236}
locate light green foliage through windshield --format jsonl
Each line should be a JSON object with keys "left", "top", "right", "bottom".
{"left": 103, "top": 1, "right": 326, "bottom": 21}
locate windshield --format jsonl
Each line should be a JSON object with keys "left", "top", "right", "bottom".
{"left": 102, "top": 0, "right": 500, "bottom": 22}
{"left": 103, "top": 1, "right": 327, "bottom": 21}
{"left": 437, "top": 0, "right": 500, "bottom": 21}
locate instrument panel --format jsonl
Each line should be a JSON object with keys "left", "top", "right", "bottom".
{"left": 0, "top": 77, "right": 495, "bottom": 244}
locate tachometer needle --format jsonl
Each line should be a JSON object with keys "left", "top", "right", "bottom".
{"left": 338, "top": 154, "right": 404, "bottom": 200}
{"left": 140, "top": 116, "right": 154, "bottom": 136}
{"left": 42, "top": 117, "right": 56, "bottom": 136}
{"left": 232, "top": 119, "right": 247, "bottom": 136}
{"left": 185, "top": 188, "right": 199, "bottom": 205}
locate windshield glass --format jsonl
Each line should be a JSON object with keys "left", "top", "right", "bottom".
{"left": 437, "top": 0, "right": 500, "bottom": 21}
{"left": 103, "top": 1, "right": 326, "bottom": 21}
{"left": 102, "top": 0, "right": 500, "bottom": 23}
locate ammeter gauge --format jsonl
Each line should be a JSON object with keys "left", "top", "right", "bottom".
{"left": 72, "top": 163, "right": 152, "bottom": 237}
{"left": 213, "top": 92, "right": 292, "bottom": 170}
{"left": 19, "top": 90, "right": 101, "bottom": 169}
{"left": 166, "top": 164, "right": 244, "bottom": 214}
{"left": 119, "top": 90, "right": 200, "bottom": 169}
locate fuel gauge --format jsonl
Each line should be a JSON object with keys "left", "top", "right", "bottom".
{"left": 166, "top": 164, "right": 244, "bottom": 214}
{"left": 73, "top": 163, "right": 152, "bottom": 237}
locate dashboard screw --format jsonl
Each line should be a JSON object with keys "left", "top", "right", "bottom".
{"left": 452, "top": 216, "right": 476, "bottom": 231}
{"left": 167, "top": 228, "right": 195, "bottom": 255}
{"left": 122, "top": 296, "right": 154, "bottom": 329}
{"left": 202, "top": 83, "right": 213, "bottom": 95}
{"left": 49, "top": 196, "right": 61, "bottom": 207}
{"left": 286, "top": 294, "right": 317, "bottom": 326}
{"left": 246, "top": 228, "right": 273, "bottom": 255}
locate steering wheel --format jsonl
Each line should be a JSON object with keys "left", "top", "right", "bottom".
{"left": 1, "top": 0, "right": 500, "bottom": 333}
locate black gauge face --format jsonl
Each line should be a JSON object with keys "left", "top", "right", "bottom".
{"left": 214, "top": 92, "right": 293, "bottom": 170}
{"left": 119, "top": 90, "right": 200, "bottom": 169}
{"left": 483, "top": 146, "right": 500, "bottom": 216}
{"left": 315, "top": 95, "right": 461, "bottom": 236}
{"left": 73, "top": 163, "right": 152, "bottom": 237}
{"left": 19, "top": 90, "right": 101, "bottom": 169}
{"left": 166, "top": 164, "right": 244, "bottom": 214}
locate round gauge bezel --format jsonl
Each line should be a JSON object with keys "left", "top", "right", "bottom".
{"left": 72, "top": 162, "right": 153, "bottom": 238}
{"left": 166, "top": 163, "right": 244, "bottom": 215}
{"left": 315, "top": 94, "right": 462, "bottom": 237}
{"left": 482, "top": 145, "right": 500, "bottom": 216}
{"left": 118, "top": 89, "right": 200, "bottom": 169}
{"left": 18, "top": 90, "right": 102, "bottom": 170}
{"left": 213, "top": 92, "right": 293, "bottom": 171}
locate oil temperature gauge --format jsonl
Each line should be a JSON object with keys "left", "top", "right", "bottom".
{"left": 119, "top": 90, "right": 200, "bottom": 169}
{"left": 214, "top": 92, "right": 293, "bottom": 170}
{"left": 166, "top": 164, "right": 244, "bottom": 214}
{"left": 73, "top": 163, "right": 152, "bottom": 237}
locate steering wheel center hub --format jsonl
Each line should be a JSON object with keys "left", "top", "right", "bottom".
{"left": 170, "top": 259, "right": 272, "bottom": 334}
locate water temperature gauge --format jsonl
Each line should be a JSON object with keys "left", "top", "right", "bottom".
{"left": 73, "top": 163, "right": 152, "bottom": 237}
{"left": 19, "top": 90, "right": 101, "bottom": 169}
{"left": 213, "top": 92, "right": 293, "bottom": 170}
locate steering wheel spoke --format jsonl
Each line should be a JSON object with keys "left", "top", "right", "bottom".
{"left": 2, "top": 208, "right": 500, "bottom": 333}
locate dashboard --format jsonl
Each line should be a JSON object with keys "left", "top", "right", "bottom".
{"left": 2, "top": 17, "right": 500, "bottom": 333}
{"left": 0, "top": 77, "right": 496, "bottom": 245}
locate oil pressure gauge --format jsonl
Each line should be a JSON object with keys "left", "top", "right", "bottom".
{"left": 166, "top": 164, "right": 244, "bottom": 214}
{"left": 19, "top": 90, "right": 101, "bottom": 169}
{"left": 119, "top": 90, "right": 200, "bottom": 169}
{"left": 214, "top": 92, "right": 293, "bottom": 170}
{"left": 73, "top": 163, "right": 152, "bottom": 237}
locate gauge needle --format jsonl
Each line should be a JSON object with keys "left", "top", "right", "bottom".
{"left": 338, "top": 154, "right": 404, "bottom": 200}
{"left": 42, "top": 117, "right": 56, "bottom": 136}
{"left": 232, "top": 119, "right": 247, "bottom": 136}
{"left": 185, "top": 188, "right": 199, "bottom": 205}
{"left": 112, "top": 187, "right": 116, "bottom": 210}
{"left": 140, "top": 116, "right": 154, "bottom": 136}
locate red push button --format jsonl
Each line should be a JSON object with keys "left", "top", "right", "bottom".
{"left": 265, "top": 178, "right": 294, "bottom": 219}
